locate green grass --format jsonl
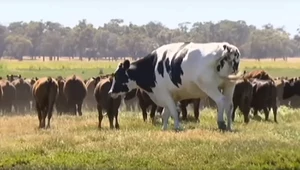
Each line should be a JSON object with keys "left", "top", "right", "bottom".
{"left": 0, "top": 107, "right": 300, "bottom": 170}
{"left": 1, "top": 58, "right": 300, "bottom": 169}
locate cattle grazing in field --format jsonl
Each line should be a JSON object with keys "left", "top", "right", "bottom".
{"left": 108, "top": 42, "right": 242, "bottom": 131}
{"left": 251, "top": 79, "right": 278, "bottom": 123}
{"left": 32, "top": 77, "right": 58, "bottom": 128}
{"left": 232, "top": 78, "right": 254, "bottom": 123}
{"left": 0, "top": 79, "right": 16, "bottom": 113}
{"left": 55, "top": 76, "right": 68, "bottom": 115}
{"left": 64, "top": 75, "right": 87, "bottom": 116}
{"left": 94, "top": 75, "right": 121, "bottom": 129}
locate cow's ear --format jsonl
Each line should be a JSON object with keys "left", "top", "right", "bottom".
{"left": 223, "top": 44, "right": 231, "bottom": 52}
{"left": 118, "top": 62, "right": 123, "bottom": 68}
{"left": 123, "top": 60, "right": 130, "bottom": 70}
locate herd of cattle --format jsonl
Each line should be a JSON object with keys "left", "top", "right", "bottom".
{"left": 0, "top": 69, "right": 299, "bottom": 130}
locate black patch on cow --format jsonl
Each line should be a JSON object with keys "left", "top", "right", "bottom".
{"left": 157, "top": 50, "right": 167, "bottom": 77}
{"left": 172, "top": 42, "right": 191, "bottom": 58}
{"left": 233, "top": 60, "right": 239, "bottom": 72}
{"left": 217, "top": 58, "right": 226, "bottom": 72}
{"left": 168, "top": 48, "right": 188, "bottom": 87}
{"left": 126, "top": 51, "right": 158, "bottom": 93}
{"left": 165, "top": 58, "right": 170, "bottom": 73}
{"left": 111, "top": 67, "right": 130, "bottom": 94}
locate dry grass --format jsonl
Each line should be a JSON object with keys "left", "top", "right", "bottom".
{"left": 1, "top": 107, "right": 300, "bottom": 169}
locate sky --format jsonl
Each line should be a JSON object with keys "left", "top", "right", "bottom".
{"left": 0, "top": 0, "right": 299, "bottom": 36}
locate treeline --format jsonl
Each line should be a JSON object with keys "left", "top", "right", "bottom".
{"left": 0, "top": 19, "right": 299, "bottom": 61}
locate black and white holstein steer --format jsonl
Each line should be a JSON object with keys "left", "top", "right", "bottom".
{"left": 108, "top": 42, "right": 242, "bottom": 131}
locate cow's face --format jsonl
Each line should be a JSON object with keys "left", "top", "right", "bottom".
{"left": 282, "top": 78, "right": 295, "bottom": 99}
{"left": 108, "top": 60, "right": 137, "bottom": 99}
{"left": 222, "top": 44, "right": 241, "bottom": 74}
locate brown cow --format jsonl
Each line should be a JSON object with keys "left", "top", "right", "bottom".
{"left": 32, "top": 77, "right": 58, "bottom": 128}
{"left": 12, "top": 77, "right": 32, "bottom": 113}
{"left": 232, "top": 78, "right": 254, "bottom": 123}
{"left": 84, "top": 77, "right": 98, "bottom": 111}
{"left": 251, "top": 79, "right": 278, "bottom": 123}
{"left": 0, "top": 79, "right": 16, "bottom": 113}
{"left": 55, "top": 76, "right": 68, "bottom": 115}
{"left": 94, "top": 76, "right": 121, "bottom": 129}
{"left": 64, "top": 75, "right": 87, "bottom": 116}
{"left": 244, "top": 70, "right": 273, "bottom": 80}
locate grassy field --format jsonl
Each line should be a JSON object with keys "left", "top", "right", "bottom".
{"left": 1, "top": 58, "right": 300, "bottom": 169}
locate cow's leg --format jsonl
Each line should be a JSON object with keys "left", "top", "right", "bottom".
{"left": 231, "top": 104, "right": 238, "bottom": 122}
{"left": 162, "top": 95, "right": 181, "bottom": 131}
{"left": 194, "top": 83, "right": 226, "bottom": 130}
{"left": 46, "top": 101, "right": 55, "bottom": 129}
{"left": 114, "top": 106, "right": 120, "bottom": 129}
{"left": 161, "top": 108, "right": 170, "bottom": 130}
{"left": 263, "top": 107, "right": 270, "bottom": 121}
{"left": 107, "top": 103, "right": 114, "bottom": 129}
{"left": 139, "top": 100, "right": 148, "bottom": 122}
{"left": 222, "top": 84, "right": 235, "bottom": 131}
{"left": 150, "top": 105, "right": 157, "bottom": 124}
{"left": 36, "top": 103, "right": 42, "bottom": 128}
{"left": 97, "top": 104, "right": 103, "bottom": 129}
{"left": 77, "top": 101, "right": 83, "bottom": 116}
{"left": 179, "top": 101, "right": 188, "bottom": 121}
{"left": 193, "top": 99, "right": 200, "bottom": 122}
{"left": 41, "top": 109, "right": 47, "bottom": 129}
{"left": 272, "top": 105, "right": 278, "bottom": 123}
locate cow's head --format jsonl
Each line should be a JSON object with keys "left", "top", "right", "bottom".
{"left": 220, "top": 44, "right": 241, "bottom": 74}
{"left": 108, "top": 60, "right": 137, "bottom": 99}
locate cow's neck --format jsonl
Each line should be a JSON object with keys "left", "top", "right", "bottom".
{"left": 127, "top": 53, "right": 158, "bottom": 93}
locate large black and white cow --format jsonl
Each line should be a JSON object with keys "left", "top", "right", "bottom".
{"left": 108, "top": 42, "right": 242, "bottom": 131}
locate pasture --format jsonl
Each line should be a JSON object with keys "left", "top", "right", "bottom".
{"left": 1, "top": 58, "right": 300, "bottom": 169}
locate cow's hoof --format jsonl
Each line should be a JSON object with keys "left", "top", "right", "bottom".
{"left": 217, "top": 121, "right": 227, "bottom": 131}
